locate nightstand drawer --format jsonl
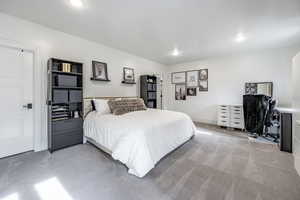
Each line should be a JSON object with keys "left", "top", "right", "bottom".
{"left": 52, "top": 131, "right": 83, "bottom": 150}
{"left": 52, "top": 118, "right": 83, "bottom": 133}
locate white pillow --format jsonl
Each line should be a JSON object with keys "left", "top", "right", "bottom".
{"left": 93, "top": 99, "right": 110, "bottom": 114}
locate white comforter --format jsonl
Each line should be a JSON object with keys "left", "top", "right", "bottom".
{"left": 84, "top": 109, "right": 196, "bottom": 177}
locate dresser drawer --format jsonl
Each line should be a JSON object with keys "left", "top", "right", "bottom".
{"left": 219, "top": 111, "right": 230, "bottom": 117}
{"left": 230, "top": 110, "right": 242, "bottom": 116}
{"left": 230, "top": 116, "right": 243, "bottom": 123}
{"left": 231, "top": 105, "right": 242, "bottom": 109}
{"left": 231, "top": 116, "right": 243, "bottom": 122}
{"left": 52, "top": 131, "right": 83, "bottom": 150}
{"left": 218, "top": 115, "right": 229, "bottom": 122}
{"left": 219, "top": 105, "right": 230, "bottom": 112}
{"left": 230, "top": 122, "right": 242, "bottom": 128}
{"left": 52, "top": 118, "right": 83, "bottom": 134}
{"left": 230, "top": 106, "right": 242, "bottom": 113}
{"left": 218, "top": 119, "right": 230, "bottom": 126}
{"left": 230, "top": 121, "right": 244, "bottom": 129}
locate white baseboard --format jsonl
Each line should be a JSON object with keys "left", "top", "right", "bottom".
{"left": 193, "top": 119, "right": 217, "bottom": 125}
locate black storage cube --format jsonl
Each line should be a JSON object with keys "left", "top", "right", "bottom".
{"left": 58, "top": 75, "right": 77, "bottom": 87}
{"left": 53, "top": 89, "right": 68, "bottom": 103}
{"left": 69, "top": 90, "right": 82, "bottom": 103}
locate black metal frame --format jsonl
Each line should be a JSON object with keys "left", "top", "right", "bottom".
{"left": 199, "top": 69, "right": 208, "bottom": 92}
{"left": 186, "top": 70, "right": 200, "bottom": 88}
{"left": 171, "top": 71, "right": 186, "bottom": 84}
{"left": 245, "top": 82, "right": 273, "bottom": 97}
{"left": 187, "top": 87, "right": 197, "bottom": 96}
{"left": 123, "top": 67, "right": 135, "bottom": 83}
{"left": 91, "top": 61, "right": 110, "bottom": 81}
{"left": 175, "top": 83, "right": 187, "bottom": 100}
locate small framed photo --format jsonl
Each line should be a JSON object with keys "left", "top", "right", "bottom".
{"left": 92, "top": 61, "right": 109, "bottom": 81}
{"left": 175, "top": 84, "right": 186, "bottom": 100}
{"left": 123, "top": 67, "right": 135, "bottom": 83}
{"left": 172, "top": 72, "right": 186, "bottom": 84}
{"left": 245, "top": 83, "right": 257, "bottom": 95}
{"left": 199, "top": 69, "right": 208, "bottom": 91}
{"left": 186, "top": 70, "right": 199, "bottom": 87}
{"left": 187, "top": 88, "right": 197, "bottom": 96}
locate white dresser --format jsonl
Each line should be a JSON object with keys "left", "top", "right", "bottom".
{"left": 217, "top": 105, "right": 244, "bottom": 130}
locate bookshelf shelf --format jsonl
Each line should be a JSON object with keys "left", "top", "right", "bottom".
{"left": 52, "top": 70, "right": 82, "bottom": 76}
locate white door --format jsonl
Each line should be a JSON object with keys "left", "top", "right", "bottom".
{"left": 0, "top": 45, "right": 34, "bottom": 158}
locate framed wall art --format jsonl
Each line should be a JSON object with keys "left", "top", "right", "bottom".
{"left": 186, "top": 70, "right": 199, "bottom": 87}
{"left": 187, "top": 87, "right": 197, "bottom": 96}
{"left": 91, "top": 61, "right": 110, "bottom": 81}
{"left": 175, "top": 84, "right": 186, "bottom": 100}
{"left": 122, "top": 67, "right": 135, "bottom": 84}
{"left": 171, "top": 72, "right": 186, "bottom": 84}
{"left": 199, "top": 69, "right": 208, "bottom": 91}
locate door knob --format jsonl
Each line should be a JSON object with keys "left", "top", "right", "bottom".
{"left": 23, "top": 103, "right": 33, "bottom": 109}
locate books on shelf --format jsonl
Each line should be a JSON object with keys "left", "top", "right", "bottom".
{"left": 148, "top": 92, "right": 156, "bottom": 99}
{"left": 52, "top": 105, "right": 69, "bottom": 120}
{"left": 62, "top": 63, "right": 71, "bottom": 72}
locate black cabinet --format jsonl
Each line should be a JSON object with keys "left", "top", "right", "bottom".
{"left": 140, "top": 75, "right": 157, "bottom": 108}
{"left": 47, "top": 58, "right": 83, "bottom": 153}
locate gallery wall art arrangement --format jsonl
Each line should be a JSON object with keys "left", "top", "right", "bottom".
{"left": 171, "top": 69, "right": 208, "bottom": 100}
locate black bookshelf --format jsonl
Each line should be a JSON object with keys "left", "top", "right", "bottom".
{"left": 140, "top": 75, "right": 157, "bottom": 108}
{"left": 47, "top": 58, "right": 83, "bottom": 153}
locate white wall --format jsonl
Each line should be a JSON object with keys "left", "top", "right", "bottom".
{"left": 0, "top": 12, "right": 167, "bottom": 151}
{"left": 166, "top": 46, "right": 300, "bottom": 124}
{"left": 292, "top": 52, "right": 300, "bottom": 175}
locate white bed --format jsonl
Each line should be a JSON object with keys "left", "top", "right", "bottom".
{"left": 83, "top": 98, "right": 196, "bottom": 178}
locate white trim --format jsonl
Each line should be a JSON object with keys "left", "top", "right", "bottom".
{"left": 0, "top": 36, "right": 46, "bottom": 152}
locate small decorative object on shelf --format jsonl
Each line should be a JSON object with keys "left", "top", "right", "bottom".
{"left": 73, "top": 111, "right": 80, "bottom": 118}
{"left": 122, "top": 67, "right": 136, "bottom": 84}
{"left": 62, "top": 63, "right": 71, "bottom": 72}
{"left": 91, "top": 60, "right": 110, "bottom": 81}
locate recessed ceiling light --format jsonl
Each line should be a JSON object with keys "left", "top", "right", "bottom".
{"left": 171, "top": 48, "right": 181, "bottom": 56}
{"left": 235, "top": 33, "right": 247, "bottom": 43}
{"left": 70, "top": 0, "right": 83, "bottom": 8}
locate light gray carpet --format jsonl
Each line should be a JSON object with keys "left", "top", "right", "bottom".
{"left": 1, "top": 124, "right": 300, "bottom": 200}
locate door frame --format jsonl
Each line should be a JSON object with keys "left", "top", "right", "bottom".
{"left": 0, "top": 36, "right": 44, "bottom": 152}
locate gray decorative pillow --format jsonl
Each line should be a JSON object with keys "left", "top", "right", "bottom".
{"left": 108, "top": 98, "right": 147, "bottom": 115}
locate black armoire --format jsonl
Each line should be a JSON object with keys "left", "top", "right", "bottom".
{"left": 243, "top": 95, "right": 271, "bottom": 135}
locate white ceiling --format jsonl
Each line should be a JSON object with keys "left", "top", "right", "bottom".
{"left": 0, "top": 0, "right": 299, "bottom": 65}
